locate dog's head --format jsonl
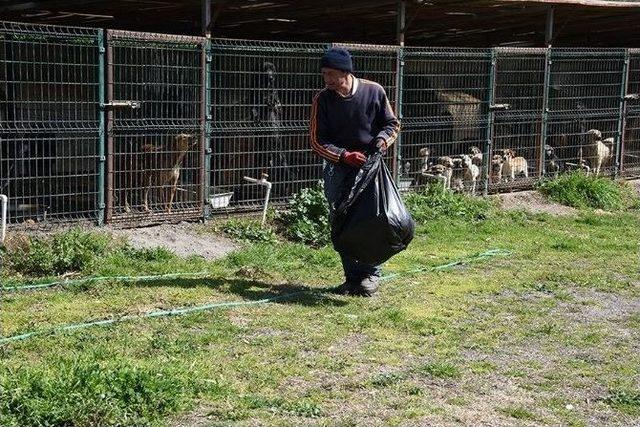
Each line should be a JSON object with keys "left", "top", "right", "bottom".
{"left": 469, "top": 146, "right": 481, "bottom": 155}
{"left": 429, "top": 164, "right": 446, "bottom": 176}
{"left": 403, "top": 161, "right": 411, "bottom": 175}
{"left": 461, "top": 154, "right": 473, "bottom": 168}
{"left": 262, "top": 61, "right": 277, "bottom": 86}
{"left": 586, "top": 129, "right": 602, "bottom": 141}
{"left": 174, "top": 134, "right": 195, "bottom": 152}
{"left": 502, "top": 148, "right": 516, "bottom": 160}
{"left": 544, "top": 145, "right": 554, "bottom": 157}
{"left": 491, "top": 155, "right": 503, "bottom": 173}
{"left": 437, "top": 156, "right": 454, "bottom": 169}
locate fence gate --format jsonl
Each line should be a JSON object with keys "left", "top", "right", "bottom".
{"left": 0, "top": 21, "right": 102, "bottom": 227}
{"left": 401, "top": 48, "right": 491, "bottom": 194}
{"left": 490, "top": 48, "right": 546, "bottom": 190}
{"left": 623, "top": 49, "right": 640, "bottom": 178}
{"left": 105, "top": 30, "right": 206, "bottom": 225}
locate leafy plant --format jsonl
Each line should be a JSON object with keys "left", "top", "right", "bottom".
{"left": 276, "top": 182, "right": 331, "bottom": 247}
{"left": 538, "top": 172, "right": 639, "bottom": 211}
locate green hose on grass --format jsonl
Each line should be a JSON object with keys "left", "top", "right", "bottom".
{"left": 0, "top": 249, "right": 511, "bottom": 346}
{"left": 1, "top": 271, "right": 214, "bottom": 292}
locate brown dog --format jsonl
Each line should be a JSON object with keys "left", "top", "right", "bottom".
{"left": 501, "top": 148, "right": 528, "bottom": 182}
{"left": 142, "top": 134, "right": 195, "bottom": 213}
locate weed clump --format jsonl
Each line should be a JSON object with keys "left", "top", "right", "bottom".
{"left": 404, "top": 184, "right": 493, "bottom": 223}
{"left": 222, "top": 219, "right": 278, "bottom": 244}
{"left": 538, "top": 172, "right": 639, "bottom": 211}
{"left": 603, "top": 389, "right": 640, "bottom": 415}
{"left": 276, "top": 182, "right": 330, "bottom": 247}
{"left": 2, "top": 228, "right": 111, "bottom": 276}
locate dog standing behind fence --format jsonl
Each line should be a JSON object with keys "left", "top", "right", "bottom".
{"left": 501, "top": 149, "right": 528, "bottom": 183}
{"left": 585, "top": 129, "right": 613, "bottom": 176}
{"left": 142, "top": 134, "right": 195, "bottom": 213}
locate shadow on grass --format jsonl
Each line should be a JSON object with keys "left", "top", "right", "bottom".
{"left": 131, "top": 276, "right": 348, "bottom": 307}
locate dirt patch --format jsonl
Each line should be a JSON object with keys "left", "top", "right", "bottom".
{"left": 494, "top": 190, "right": 577, "bottom": 216}
{"left": 109, "top": 222, "right": 238, "bottom": 260}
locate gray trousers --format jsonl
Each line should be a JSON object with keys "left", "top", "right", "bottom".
{"left": 323, "top": 162, "right": 382, "bottom": 282}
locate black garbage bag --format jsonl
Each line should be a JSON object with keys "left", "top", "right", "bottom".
{"left": 331, "top": 152, "right": 415, "bottom": 265}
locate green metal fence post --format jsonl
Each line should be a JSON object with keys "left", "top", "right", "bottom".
{"left": 104, "top": 31, "right": 114, "bottom": 224}
{"left": 394, "top": 46, "right": 404, "bottom": 183}
{"left": 616, "top": 49, "right": 630, "bottom": 178}
{"left": 540, "top": 47, "right": 552, "bottom": 178}
{"left": 97, "top": 29, "right": 106, "bottom": 226}
{"left": 203, "top": 38, "right": 212, "bottom": 219}
{"left": 483, "top": 48, "right": 497, "bottom": 196}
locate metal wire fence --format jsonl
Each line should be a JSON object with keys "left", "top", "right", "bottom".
{"left": 491, "top": 48, "right": 545, "bottom": 190}
{"left": 0, "top": 21, "right": 101, "bottom": 227}
{"left": 544, "top": 49, "right": 627, "bottom": 179}
{"left": 401, "top": 48, "right": 491, "bottom": 195}
{"left": 2, "top": 20, "right": 640, "bottom": 228}
{"left": 208, "top": 39, "right": 326, "bottom": 213}
{"left": 105, "top": 30, "right": 206, "bottom": 225}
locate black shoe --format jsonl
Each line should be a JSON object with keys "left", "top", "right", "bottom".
{"left": 352, "top": 276, "right": 380, "bottom": 297}
{"left": 331, "top": 280, "right": 357, "bottom": 295}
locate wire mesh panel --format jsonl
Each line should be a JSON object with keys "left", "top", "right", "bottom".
{"left": 545, "top": 49, "right": 626, "bottom": 177}
{"left": 622, "top": 50, "right": 640, "bottom": 178}
{"left": 401, "top": 47, "right": 491, "bottom": 195}
{"left": 209, "top": 39, "right": 326, "bottom": 212}
{"left": 0, "top": 21, "right": 101, "bottom": 227}
{"left": 490, "top": 48, "right": 546, "bottom": 191}
{"left": 106, "top": 30, "right": 206, "bottom": 225}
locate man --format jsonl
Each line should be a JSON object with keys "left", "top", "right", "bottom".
{"left": 310, "top": 47, "right": 400, "bottom": 297}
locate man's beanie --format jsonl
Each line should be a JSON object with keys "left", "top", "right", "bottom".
{"left": 320, "top": 48, "right": 353, "bottom": 73}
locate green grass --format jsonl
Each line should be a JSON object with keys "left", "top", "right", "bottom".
{"left": 500, "top": 406, "right": 540, "bottom": 421}
{"left": 0, "top": 356, "right": 219, "bottom": 427}
{"left": 1, "top": 198, "right": 639, "bottom": 426}
{"left": 415, "top": 361, "right": 461, "bottom": 379}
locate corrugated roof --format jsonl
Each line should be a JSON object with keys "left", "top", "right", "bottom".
{"left": 0, "top": 0, "right": 638, "bottom": 46}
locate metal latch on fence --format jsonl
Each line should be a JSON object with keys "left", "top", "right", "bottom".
{"left": 101, "top": 101, "right": 142, "bottom": 109}
{"left": 489, "top": 103, "right": 511, "bottom": 111}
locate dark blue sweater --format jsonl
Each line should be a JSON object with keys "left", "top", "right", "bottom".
{"left": 310, "top": 78, "right": 400, "bottom": 163}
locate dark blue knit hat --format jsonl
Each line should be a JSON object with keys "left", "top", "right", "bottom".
{"left": 320, "top": 48, "right": 353, "bottom": 73}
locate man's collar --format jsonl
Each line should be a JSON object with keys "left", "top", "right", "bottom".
{"left": 337, "top": 74, "right": 358, "bottom": 98}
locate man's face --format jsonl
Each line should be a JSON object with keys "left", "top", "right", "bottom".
{"left": 321, "top": 67, "right": 349, "bottom": 92}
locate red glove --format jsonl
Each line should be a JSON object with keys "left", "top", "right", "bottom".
{"left": 341, "top": 151, "right": 366, "bottom": 168}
